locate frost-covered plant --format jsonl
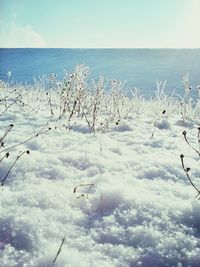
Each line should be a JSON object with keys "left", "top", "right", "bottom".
{"left": 89, "top": 76, "right": 105, "bottom": 131}
{"left": 151, "top": 80, "right": 177, "bottom": 118}
{"left": 56, "top": 66, "right": 134, "bottom": 133}
{"left": 58, "top": 65, "right": 89, "bottom": 121}
{"left": 48, "top": 73, "right": 57, "bottom": 116}
{"left": 192, "top": 85, "right": 200, "bottom": 122}
{"left": 21, "top": 78, "right": 48, "bottom": 114}
{"left": 108, "top": 79, "right": 125, "bottom": 120}
{"left": 0, "top": 91, "right": 20, "bottom": 117}
{"left": 0, "top": 81, "right": 27, "bottom": 116}
{"left": 1, "top": 65, "right": 199, "bottom": 134}
{"left": 149, "top": 80, "right": 174, "bottom": 138}
{"left": 0, "top": 82, "right": 52, "bottom": 188}
{"left": 177, "top": 73, "right": 197, "bottom": 124}
{"left": 125, "top": 87, "right": 144, "bottom": 118}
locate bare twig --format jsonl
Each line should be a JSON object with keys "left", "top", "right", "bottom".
{"left": 0, "top": 89, "right": 17, "bottom": 103}
{"left": 0, "top": 152, "right": 9, "bottom": 163}
{"left": 0, "top": 124, "right": 14, "bottom": 147}
{"left": 0, "top": 98, "right": 19, "bottom": 117}
{"left": 0, "top": 122, "right": 51, "bottom": 154}
{"left": 53, "top": 237, "right": 65, "bottom": 265}
{"left": 1, "top": 150, "right": 30, "bottom": 187}
{"left": 182, "top": 130, "right": 200, "bottom": 157}
{"left": 180, "top": 154, "right": 200, "bottom": 199}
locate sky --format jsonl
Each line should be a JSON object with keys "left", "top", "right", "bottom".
{"left": 0, "top": 0, "right": 200, "bottom": 48}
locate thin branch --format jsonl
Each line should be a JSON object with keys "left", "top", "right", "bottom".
{"left": 182, "top": 131, "right": 200, "bottom": 157}
{"left": 0, "top": 122, "right": 51, "bottom": 154}
{"left": 180, "top": 154, "right": 200, "bottom": 198}
{"left": 0, "top": 89, "right": 17, "bottom": 103}
{"left": 0, "top": 124, "right": 14, "bottom": 147}
{"left": 1, "top": 150, "right": 30, "bottom": 187}
{"left": 0, "top": 152, "right": 9, "bottom": 163}
{"left": 0, "top": 100, "right": 17, "bottom": 117}
{"left": 53, "top": 237, "right": 65, "bottom": 265}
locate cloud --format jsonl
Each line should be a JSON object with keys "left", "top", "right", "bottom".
{"left": 0, "top": 22, "right": 46, "bottom": 48}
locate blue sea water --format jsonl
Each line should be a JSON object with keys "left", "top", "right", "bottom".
{"left": 0, "top": 48, "right": 200, "bottom": 97}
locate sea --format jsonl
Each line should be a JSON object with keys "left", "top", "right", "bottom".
{"left": 0, "top": 48, "right": 200, "bottom": 98}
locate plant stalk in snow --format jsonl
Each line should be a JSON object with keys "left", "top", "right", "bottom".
{"left": 53, "top": 237, "right": 65, "bottom": 265}
{"left": 180, "top": 154, "right": 200, "bottom": 198}
{"left": 1, "top": 150, "right": 30, "bottom": 187}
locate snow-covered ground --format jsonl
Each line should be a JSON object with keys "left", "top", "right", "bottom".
{"left": 0, "top": 67, "right": 200, "bottom": 267}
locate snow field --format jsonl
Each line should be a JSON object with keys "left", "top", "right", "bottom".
{"left": 0, "top": 68, "right": 200, "bottom": 267}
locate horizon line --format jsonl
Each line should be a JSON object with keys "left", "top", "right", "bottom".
{"left": 0, "top": 47, "right": 200, "bottom": 49}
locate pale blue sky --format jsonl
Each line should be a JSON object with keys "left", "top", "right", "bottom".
{"left": 0, "top": 0, "right": 199, "bottom": 48}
